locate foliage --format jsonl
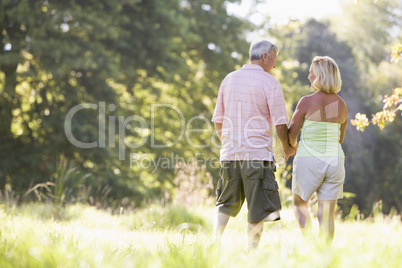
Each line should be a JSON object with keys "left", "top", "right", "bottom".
{"left": 346, "top": 0, "right": 402, "bottom": 131}
{"left": 336, "top": 0, "right": 401, "bottom": 67}
{"left": 339, "top": 0, "right": 402, "bottom": 214}
{"left": 391, "top": 43, "right": 402, "bottom": 63}
{"left": 351, "top": 87, "right": 402, "bottom": 131}
{"left": 0, "top": 0, "right": 252, "bottom": 203}
{"left": 1, "top": 0, "right": 401, "bottom": 217}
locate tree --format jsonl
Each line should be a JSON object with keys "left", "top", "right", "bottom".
{"left": 337, "top": 0, "right": 402, "bottom": 131}
{"left": 332, "top": 0, "right": 402, "bottom": 214}
{"left": 0, "top": 0, "right": 252, "bottom": 204}
{"left": 350, "top": 46, "right": 402, "bottom": 131}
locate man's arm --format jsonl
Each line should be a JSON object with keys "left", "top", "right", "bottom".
{"left": 214, "top": 122, "right": 223, "bottom": 142}
{"left": 268, "top": 81, "right": 295, "bottom": 159}
{"left": 276, "top": 124, "right": 295, "bottom": 160}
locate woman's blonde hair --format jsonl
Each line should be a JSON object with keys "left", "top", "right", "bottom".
{"left": 310, "top": 56, "right": 342, "bottom": 93}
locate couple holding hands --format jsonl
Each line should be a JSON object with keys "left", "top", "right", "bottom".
{"left": 211, "top": 40, "right": 347, "bottom": 249}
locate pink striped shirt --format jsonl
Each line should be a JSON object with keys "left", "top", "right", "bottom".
{"left": 212, "top": 64, "right": 288, "bottom": 161}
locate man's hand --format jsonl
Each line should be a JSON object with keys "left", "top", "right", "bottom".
{"left": 276, "top": 124, "right": 296, "bottom": 160}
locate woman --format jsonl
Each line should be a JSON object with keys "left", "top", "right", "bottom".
{"left": 288, "top": 56, "right": 347, "bottom": 240}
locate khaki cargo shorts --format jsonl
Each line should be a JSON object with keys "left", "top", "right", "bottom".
{"left": 215, "top": 161, "right": 281, "bottom": 223}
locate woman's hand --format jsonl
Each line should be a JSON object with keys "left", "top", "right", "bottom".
{"left": 283, "top": 144, "right": 296, "bottom": 161}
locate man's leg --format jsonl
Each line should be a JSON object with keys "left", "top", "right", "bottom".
{"left": 212, "top": 161, "right": 244, "bottom": 245}
{"left": 293, "top": 193, "right": 311, "bottom": 234}
{"left": 247, "top": 221, "right": 263, "bottom": 249}
{"left": 212, "top": 210, "right": 230, "bottom": 244}
{"left": 317, "top": 200, "right": 337, "bottom": 241}
{"left": 244, "top": 161, "right": 281, "bottom": 250}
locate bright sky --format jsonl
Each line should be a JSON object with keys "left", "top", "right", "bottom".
{"left": 227, "top": 0, "right": 342, "bottom": 25}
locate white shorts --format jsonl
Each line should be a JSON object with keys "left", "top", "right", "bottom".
{"left": 292, "top": 157, "right": 345, "bottom": 201}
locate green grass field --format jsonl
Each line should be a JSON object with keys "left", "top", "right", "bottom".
{"left": 0, "top": 202, "right": 400, "bottom": 267}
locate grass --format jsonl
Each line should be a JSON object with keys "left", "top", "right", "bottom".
{"left": 0, "top": 202, "right": 401, "bottom": 267}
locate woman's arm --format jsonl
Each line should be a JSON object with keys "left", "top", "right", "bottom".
{"left": 340, "top": 118, "right": 347, "bottom": 144}
{"left": 339, "top": 106, "right": 348, "bottom": 144}
{"left": 288, "top": 97, "right": 307, "bottom": 147}
{"left": 339, "top": 100, "right": 348, "bottom": 144}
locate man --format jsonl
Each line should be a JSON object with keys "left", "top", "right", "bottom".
{"left": 211, "top": 40, "right": 295, "bottom": 249}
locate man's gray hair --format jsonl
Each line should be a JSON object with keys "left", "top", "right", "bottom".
{"left": 249, "top": 40, "right": 278, "bottom": 61}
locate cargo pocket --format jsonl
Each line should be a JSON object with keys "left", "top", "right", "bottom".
{"left": 262, "top": 169, "right": 281, "bottom": 212}
{"left": 216, "top": 162, "right": 231, "bottom": 202}
{"left": 262, "top": 177, "right": 279, "bottom": 191}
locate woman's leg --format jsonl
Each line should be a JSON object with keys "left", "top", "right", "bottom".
{"left": 292, "top": 193, "right": 311, "bottom": 234}
{"left": 317, "top": 200, "right": 337, "bottom": 240}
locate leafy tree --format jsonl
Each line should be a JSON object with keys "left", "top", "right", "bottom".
{"left": 331, "top": 0, "right": 402, "bottom": 214}
{"left": 0, "top": 0, "right": 252, "bottom": 204}
{"left": 335, "top": 0, "right": 402, "bottom": 131}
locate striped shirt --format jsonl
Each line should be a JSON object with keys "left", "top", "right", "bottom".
{"left": 212, "top": 64, "right": 288, "bottom": 161}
